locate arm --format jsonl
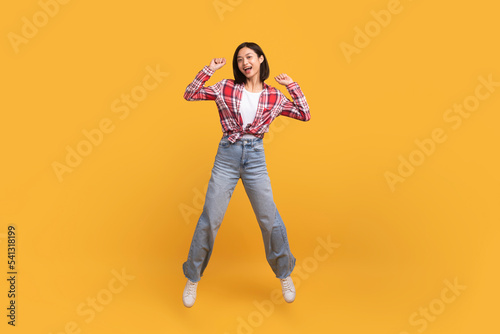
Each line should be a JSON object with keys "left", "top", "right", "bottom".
{"left": 274, "top": 73, "right": 311, "bottom": 121}
{"left": 183, "top": 58, "right": 227, "bottom": 101}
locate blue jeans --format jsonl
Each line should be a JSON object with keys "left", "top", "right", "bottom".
{"left": 183, "top": 135, "right": 296, "bottom": 282}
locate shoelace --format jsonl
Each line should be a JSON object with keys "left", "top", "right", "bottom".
{"left": 186, "top": 282, "right": 197, "bottom": 296}
{"left": 281, "top": 278, "right": 291, "bottom": 291}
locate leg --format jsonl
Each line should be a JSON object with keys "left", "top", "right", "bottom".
{"left": 182, "top": 140, "right": 241, "bottom": 282}
{"left": 240, "top": 142, "right": 296, "bottom": 279}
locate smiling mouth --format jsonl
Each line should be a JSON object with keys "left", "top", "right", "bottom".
{"left": 244, "top": 66, "right": 252, "bottom": 73}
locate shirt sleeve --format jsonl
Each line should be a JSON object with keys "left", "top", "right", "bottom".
{"left": 278, "top": 82, "right": 311, "bottom": 121}
{"left": 183, "top": 65, "right": 220, "bottom": 101}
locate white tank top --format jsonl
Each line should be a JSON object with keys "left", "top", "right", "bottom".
{"left": 240, "top": 87, "right": 263, "bottom": 139}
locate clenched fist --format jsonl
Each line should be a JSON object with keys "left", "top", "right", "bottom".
{"left": 274, "top": 73, "right": 294, "bottom": 86}
{"left": 208, "top": 58, "right": 226, "bottom": 72}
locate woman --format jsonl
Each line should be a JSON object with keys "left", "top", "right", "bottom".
{"left": 182, "top": 42, "right": 311, "bottom": 308}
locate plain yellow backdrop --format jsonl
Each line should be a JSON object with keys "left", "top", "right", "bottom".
{"left": 1, "top": 0, "right": 499, "bottom": 333}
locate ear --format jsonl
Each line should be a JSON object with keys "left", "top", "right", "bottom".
{"left": 259, "top": 55, "right": 264, "bottom": 63}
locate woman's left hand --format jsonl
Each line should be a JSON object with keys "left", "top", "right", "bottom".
{"left": 274, "top": 73, "right": 294, "bottom": 86}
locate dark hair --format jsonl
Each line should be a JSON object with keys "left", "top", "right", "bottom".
{"left": 232, "top": 42, "right": 270, "bottom": 84}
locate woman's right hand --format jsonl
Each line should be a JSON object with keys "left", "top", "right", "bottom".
{"left": 208, "top": 58, "right": 226, "bottom": 71}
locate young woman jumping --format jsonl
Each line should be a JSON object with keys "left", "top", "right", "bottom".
{"left": 182, "top": 42, "right": 311, "bottom": 307}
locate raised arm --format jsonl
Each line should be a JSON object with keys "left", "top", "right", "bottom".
{"left": 274, "top": 73, "right": 311, "bottom": 121}
{"left": 183, "top": 58, "right": 226, "bottom": 101}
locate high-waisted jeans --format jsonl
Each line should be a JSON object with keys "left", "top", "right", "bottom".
{"left": 182, "top": 135, "right": 296, "bottom": 282}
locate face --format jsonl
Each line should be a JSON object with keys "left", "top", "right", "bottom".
{"left": 237, "top": 47, "right": 264, "bottom": 81}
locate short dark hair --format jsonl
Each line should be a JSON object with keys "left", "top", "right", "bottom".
{"left": 232, "top": 42, "right": 270, "bottom": 84}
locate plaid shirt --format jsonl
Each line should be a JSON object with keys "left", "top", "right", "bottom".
{"left": 184, "top": 65, "right": 311, "bottom": 143}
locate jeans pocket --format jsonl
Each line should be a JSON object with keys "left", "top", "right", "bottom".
{"left": 253, "top": 142, "right": 265, "bottom": 151}
{"left": 219, "top": 139, "right": 231, "bottom": 148}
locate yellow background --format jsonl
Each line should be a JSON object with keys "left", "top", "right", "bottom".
{"left": 1, "top": 0, "right": 499, "bottom": 333}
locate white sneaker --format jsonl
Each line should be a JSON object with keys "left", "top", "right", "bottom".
{"left": 182, "top": 279, "right": 198, "bottom": 308}
{"left": 280, "top": 276, "right": 296, "bottom": 303}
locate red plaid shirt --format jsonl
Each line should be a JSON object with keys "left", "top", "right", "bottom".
{"left": 184, "top": 65, "right": 311, "bottom": 143}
